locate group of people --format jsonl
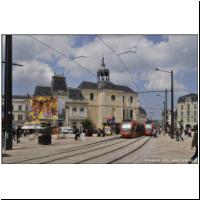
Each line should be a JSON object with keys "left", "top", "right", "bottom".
{"left": 167, "top": 125, "right": 198, "bottom": 163}
{"left": 74, "top": 127, "right": 86, "bottom": 141}
{"left": 152, "top": 127, "right": 162, "bottom": 138}
{"left": 175, "top": 127, "right": 184, "bottom": 141}
{"left": 97, "top": 128, "right": 105, "bottom": 137}
{"left": 12, "top": 127, "right": 34, "bottom": 143}
{"left": 175, "top": 126, "right": 193, "bottom": 141}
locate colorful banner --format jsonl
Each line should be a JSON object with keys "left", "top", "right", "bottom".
{"left": 30, "top": 96, "right": 58, "bottom": 121}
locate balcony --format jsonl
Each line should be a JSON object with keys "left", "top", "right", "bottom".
{"left": 69, "top": 115, "right": 87, "bottom": 120}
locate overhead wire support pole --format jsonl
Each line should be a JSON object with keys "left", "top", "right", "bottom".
{"left": 4, "top": 35, "right": 13, "bottom": 150}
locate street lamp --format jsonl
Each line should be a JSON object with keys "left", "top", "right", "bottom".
{"left": 155, "top": 68, "right": 174, "bottom": 138}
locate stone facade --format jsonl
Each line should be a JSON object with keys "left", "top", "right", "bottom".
{"left": 2, "top": 95, "right": 30, "bottom": 128}
{"left": 78, "top": 58, "right": 139, "bottom": 129}
{"left": 176, "top": 93, "right": 198, "bottom": 128}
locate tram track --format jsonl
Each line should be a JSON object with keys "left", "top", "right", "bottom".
{"left": 60, "top": 136, "right": 145, "bottom": 164}
{"left": 74, "top": 136, "right": 147, "bottom": 164}
{"left": 107, "top": 136, "right": 152, "bottom": 164}
{"left": 7, "top": 136, "right": 120, "bottom": 164}
{"left": 41, "top": 137, "right": 130, "bottom": 164}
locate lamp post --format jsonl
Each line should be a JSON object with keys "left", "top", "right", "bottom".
{"left": 155, "top": 68, "right": 174, "bottom": 138}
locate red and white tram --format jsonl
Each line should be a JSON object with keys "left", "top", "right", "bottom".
{"left": 144, "top": 121, "right": 154, "bottom": 136}
{"left": 120, "top": 120, "right": 145, "bottom": 138}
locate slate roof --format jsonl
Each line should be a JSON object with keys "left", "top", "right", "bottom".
{"left": 78, "top": 81, "right": 136, "bottom": 93}
{"left": 177, "top": 93, "right": 198, "bottom": 103}
{"left": 34, "top": 85, "right": 51, "bottom": 96}
{"left": 68, "top": 88, "right": 85, "bottom": 101}
{"left": 51, "top": 75, "right": 68, "bottom": 95}
{"left": 33, "top": 85, "right": 85, "bottom": 101}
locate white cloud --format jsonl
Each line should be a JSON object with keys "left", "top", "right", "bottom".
{"left": 13, "top": 60, "right": 54, "bottom": 85}
{"left": 8, "top": 34, "right": 197, "bottom": 94}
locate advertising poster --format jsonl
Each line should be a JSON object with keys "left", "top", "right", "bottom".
{"left": 30, "top": 96, "right": 58, "bottom": 121}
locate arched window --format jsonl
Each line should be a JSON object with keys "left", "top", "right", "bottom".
{"left": 130, "top": 110, "right": 133, "bottom": 119}
{"left": 130, "top": 96, "right": 133, "bottom": 103}
{"left": 111, "top": 95, "right": 116, "bottom": 101}
{"left": 90, "top": 93, "right": 94, "bottom": 101}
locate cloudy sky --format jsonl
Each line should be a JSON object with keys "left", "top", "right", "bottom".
{"left": 1, "top": 35, "right": 198, "bottom": 120}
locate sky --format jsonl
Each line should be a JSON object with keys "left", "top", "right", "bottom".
{"left": 1, "top": 35, "right": 198, "bottom": 120}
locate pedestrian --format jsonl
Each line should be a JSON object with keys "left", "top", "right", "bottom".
{"left": 179, "top": 128, "right": 184, "bottom": 141}
{"left": 97, "top": 128, "right": 101, "bottom": 137}
{"left": 16, "top": 127, "right": 21, "bottom": 143}
{"left": 188, "top": 126, "right": 198, "bottom": 164}
{"left": 75, "top": 128, "right": 80, "bottom": 141}
{"left": 175, "top": 128, "right": 180, "bottom": 141}
{"left": 101, "top": 128, "right": 105, "bottom": 137}
{"left": 153, "top": 128, "right": 157, "bottom": 138}
{"left": 188, "top": 127, "right": 192, "bottom": 137}
{"left": 80, "top": 128, "right": 86, "bottom": 140}
{"left": 12, "top": 128, "right": 16, "bottom": 141}
{"left": 158, "top": 127, "right": 161, "bottom": 135}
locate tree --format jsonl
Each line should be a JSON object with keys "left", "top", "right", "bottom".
{"left": 81, "top": 119, "right": 94, "bottom": 130}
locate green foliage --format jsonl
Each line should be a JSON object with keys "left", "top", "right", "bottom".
{"left": 81, "top": 119, "right": 94, "bottom": 130}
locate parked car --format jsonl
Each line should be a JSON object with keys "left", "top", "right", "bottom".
{"left": 59, "top": 127, "right": 74, "bottom": 134}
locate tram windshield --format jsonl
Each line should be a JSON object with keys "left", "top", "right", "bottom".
{"left": 145, "top": 124, "right": 152, "bottom": 130}
{"left": 122, "top": 123, "right": 132, "bottom": 131}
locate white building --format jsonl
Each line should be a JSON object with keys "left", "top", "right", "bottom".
{"left": 33, "top": 74, "right": 88, "bottom": 128}
{"left": 176, "top": 93, "right": 198, "bottom": 129}
{"left": 137, "top": 106, "right": 147, "bottom": 123}
{"left": 2, "top": 95, "right": 30, "bottom": 128}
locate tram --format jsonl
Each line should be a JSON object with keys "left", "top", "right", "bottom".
{"left": 144, "top": 120, "right": 154, "bottom": 136}
{"left": 120, "top": 120, "right": 145, "bottom": 138}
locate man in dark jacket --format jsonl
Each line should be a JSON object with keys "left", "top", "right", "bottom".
{"left": 188, "top": 126, "right": 198, "bottom": 163}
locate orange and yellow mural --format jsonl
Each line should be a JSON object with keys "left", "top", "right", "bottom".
{"left": 30, "top": 96, "right": 58, "bottom": 121}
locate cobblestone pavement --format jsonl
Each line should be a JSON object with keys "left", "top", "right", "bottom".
{"left": 1, "top": 133, "right": 197, "bottom": 164}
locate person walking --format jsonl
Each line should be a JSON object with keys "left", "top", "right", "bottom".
{"left": 80, "top": 128, "right": 86, "bottom": 141}
{"left": 153, "top": 128, "right": 157, "bottom": 138}
{"left": 75, "top": 128, "right": 80, "bottom": 141}
{"left": 188, "top": 127, "right": 192, "bottom": 137}
{"left": 179, "top": 128, "right": 184, "bottom": 141}
{"left": 97, "top": 128, "right": 101, "bottom": 137}
{"left": 12, "top": 128, "right": 16, "bottom": 141}
{"left": 175, "top": 128, "right": 180, "bottom": 141}
{"left": 16, "top": 127, "right": 21, "bottom": 143}
{"left": 188, "top": 126, "right": 198, "bottom": 164}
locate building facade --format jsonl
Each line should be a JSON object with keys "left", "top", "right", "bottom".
{"left": 78, "top": 58, "right": 139, "bottom": 129}
{"left": 2, "top": 95, "right": 30, "bottom": 128}
{"left": 176, "top": 93, "right": 198, "bottom": 129}
{"left": 137, "top": 106, "right": 147, "bottom": 123}
{"left": 33, "top": 74, "right": 88, "bottom": 128}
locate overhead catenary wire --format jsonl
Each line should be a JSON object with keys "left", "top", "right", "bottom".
{"left": 28, "top": 35, "right": 96, "bottom": 77}
{"left": 96, "top": 36, "right": 141, "bottom": 92}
